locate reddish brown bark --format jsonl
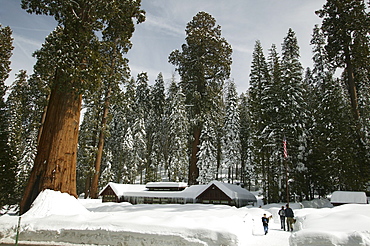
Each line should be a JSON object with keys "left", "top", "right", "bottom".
{"left": 36, "top": 94, "right": 50, "bottom": 145}
{"left": 188, "top": 126, "right": 201, "bottom": 185}
{"left": 344, "top": 48, "right": 360, "bottom": 121}
{"left": 20, "top": 83, "right": 82, "bottom": 214}
{"left": 90, "top": 88, "right": 111, "bottom": 199}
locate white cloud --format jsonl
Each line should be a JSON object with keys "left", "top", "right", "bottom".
{"left": 144, "top": 13, "right": 184, "bottom": 38}
{"left": 4, "top": 0, "right": 328, "bottom": 93}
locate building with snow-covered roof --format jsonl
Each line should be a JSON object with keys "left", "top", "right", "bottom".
{"left": 196, "top": 181, "right": 257, "bottom": 207}
{"left": 330, "top": 191, "right": 368, "bottom": 206}
{"left": 99, "top": 181, "right": 257, "bottom": 207}
{"left": 146, "top": 182, "right": 188, "bottom": 191}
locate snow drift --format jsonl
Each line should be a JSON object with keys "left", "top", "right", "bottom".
{"left": 23, "top": 189, "right": 89, "bottom": 218}
{"left": 0, "top": 190, "right": 370, "bottom": 246}
{"left": 291, "top": 204, "right": 370, "bottom": 246}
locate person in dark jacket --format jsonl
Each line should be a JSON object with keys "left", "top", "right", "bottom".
{"left": 285, "top": 204, "right": 295, "bottom": 231}
{"left": 261, "top": 213, "right": 272, "bottom": 235}
{"left": 278, "top": 206, "right": 286, "bottom": 230}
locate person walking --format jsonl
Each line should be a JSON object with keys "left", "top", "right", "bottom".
{"left": 285, "top": 204, "right": 295, "bottom": 231}
{"left": 261, "top": 213, "right": 272, "bottom": 235}
{"left": 278, "top": 206, "right": 286, "bottom": 231}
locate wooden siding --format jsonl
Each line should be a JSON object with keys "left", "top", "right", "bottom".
{"left": 100, "top": 186, "right": 119, "bottom": 203}
{"left": 196, "top": 184, "right": 233, "bottom": 205}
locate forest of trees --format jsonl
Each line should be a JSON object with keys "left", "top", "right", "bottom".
{"left": 0, "top": 0, "right": 369, "bottom": 211}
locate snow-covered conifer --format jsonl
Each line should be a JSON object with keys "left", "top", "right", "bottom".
{"left": 222, "top": 80, "right": 241, "bottom": 183}
{"left": 0, "top": 24, "right": 16, "bottom": 207}
{"left": 166, "top": 80, "right": 189, "bottom": 182}
{"left": 197, "top": 121, "right": 217, "bottom": 184}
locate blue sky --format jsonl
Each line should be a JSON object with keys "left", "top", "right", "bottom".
{"left": 1, "top": 0, "right": 326, "bottom": 93}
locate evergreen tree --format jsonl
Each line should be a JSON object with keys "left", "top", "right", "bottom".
{"left": 316, "top": 76, "right": 361, "bottom": 191}
{"left": 165, "top": 80, "right": 189, "bottom": 182}
{"left": 105, "top": 94, "right": 127, "bottom": 184}
{"left": 122, "top": 77, "right": 138, "bottom": 183}
{"left": 263, "top": 44, "right": 287, "bottom": 203}
{"left": 148, "top": 73, "right": 166, "bottom": 181}
{"left": 6, "top": 70, "right": 39, "bottom": 201}
{"left": 222, "top": 80, "right": 241, "bottom": 183}
{"left": 307, "top": 36, "right": 362, "bottom": 191}
{"left": 20, "top": 0, "right": 145, "bottom": 213}
{"left": 306, "top": 25, "right": 333, "bottom": 198}
{"left": 124, "top": 77, "right": 137, "bottom": 127}
{"left": 77, "top": 103, "right": 100, "bottom": 197}
{"left": 121, "top": 126, "right": 135, "bottom": 183}
{"left": 248, "top": 40, "right": 277, "bottom": 202}
{"left": 169, "top": 11, "right": 232, "bottom": 185}
{"left": 104, "top": 77, "right": 137, "bottom": 185}
{"left": 197, "top": 120, "right": 217, "bottom": 184}
{"left": 316, "top": 0, "right": 369, "bottom": 121}
{"left": 135, "top": 72, "right": 153, "bottom": 182}
{"left": 238, "top": 93, "right": 253, "bottom": 189}
{"left": 280, "top": 28, "right": 309, "bottom": 201}
{"left": 0, "top": 24, "right": 16, "bottom": 208}
{"left": 89, "top": 35, "right": 131, "bottom": 198}
{"left": 317, "top": 1, "right": 370, "bottom": 186}
{"left": 26, "top": 73, "right": 50, "bottom": 146}
{"left": 133, "top": 117, "right": 147, "bottom": 184}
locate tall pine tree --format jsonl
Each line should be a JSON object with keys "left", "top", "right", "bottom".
{"left": 0, "top": 24, "right": 17, "bottom": 208}
{"left": 222, "top": 80, "right": 241, "bottom": 183}
{"left": 280, "top": 28, "right": 309, "bottom": 201}
{"left": 165, "top": 79, "right": 189, "bottom": 182}
{"left": 148, "top": 73, "right": 166, "bottom": 181}
{"left": 6, "top": 70, "right": 40, "bottom": 202}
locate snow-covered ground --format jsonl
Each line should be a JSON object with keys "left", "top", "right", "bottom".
{"left": 0, "top": 190, "right": 369, "bottom": 246}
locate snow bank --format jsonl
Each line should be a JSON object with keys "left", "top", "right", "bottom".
{"left": 1, "top": 190, "right": 370, "bottom": 246}
{"left": 23, "top": 189, "right": 89, "bottom": 218}
{"left": 291, "top": 204, "right": 370, "bottom": 246}
{"left": 1, "top": 191, "right": 244, "bottom": 245}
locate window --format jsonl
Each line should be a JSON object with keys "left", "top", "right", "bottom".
{"left": 103, "top": 195, "right": 116, "bottom": 202}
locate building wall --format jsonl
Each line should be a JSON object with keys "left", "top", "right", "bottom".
{"left": 100, "top": 186, "right": 119, "bottom": 203}
{"left": 196, "top": 184, "right": 233, "bottom": 205}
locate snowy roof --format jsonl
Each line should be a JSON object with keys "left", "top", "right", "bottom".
{"left": 99, "top": 182, "right": 146, "bottom": 197}
{"left": 99, "top": 182, "right": 206, "bottom": 199}
{"left": 124, "top": 184, "right": 207, "bottom": 198}
{"left": 201, "top": 180, "right": 257, "bottom": 202}
{"left": 146, "top": 182, "right": 188, "bottom": 188}
{"left": 330, "top": 191, "right": 368, "bottom": 204}
{"left": 100, "top": 181, "right": 256, "bottom": 202}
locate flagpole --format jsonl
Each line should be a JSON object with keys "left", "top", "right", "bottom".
{"left": 283, "top": 137, "right": 289, "bottom": 204}
{"left": 285, "top": 158, "right": 289, "bottom": 204}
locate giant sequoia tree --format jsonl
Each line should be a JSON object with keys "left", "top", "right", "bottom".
{"left": 20, "top": 0, "right": 145, "bottom": 214}
{"left": 169, "top": 12, "right": 232, "bottom": 185}
{"left": 316, "top": 0, "right": 370, "bottom": 190}
{"left": 0, "top": 24, "right": 17, "bottom": 208}
{"left": 316, "top": 0, "right": 369, "bottom": 121}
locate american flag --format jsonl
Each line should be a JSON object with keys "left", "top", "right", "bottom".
{"left": 283, "top": 138, "right": 288, "bottom": 158}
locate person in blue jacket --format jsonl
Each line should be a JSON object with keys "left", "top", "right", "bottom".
{"left": 261, "top": 213, "right": 272, "bottom": 235}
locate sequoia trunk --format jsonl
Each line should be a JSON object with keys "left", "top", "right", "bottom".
{"left": 188, "top": 126, "right": 201, "bottom": 185}
{"left": 344, "top": 48, "right": 360, "bottom": 121}
{"left": 20, "top": 82, "right": 82, "bottom": 214}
